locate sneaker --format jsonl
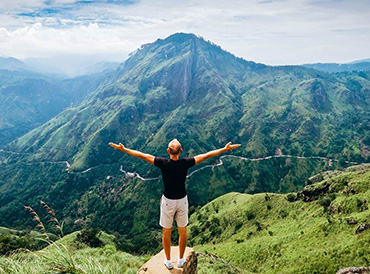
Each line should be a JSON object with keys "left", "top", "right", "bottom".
{"left": 177, "top": 257, "right": 186, "bottom": 268}
{"left": 164, "top": 259, "right": 173, "bottom": 270}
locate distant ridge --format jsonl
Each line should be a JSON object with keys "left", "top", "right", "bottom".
{"left": 0, "top": 57, "right": 27, "bottom": 71}
{"left": 303, "top": 59, "right": 370, "bottom": 73}
{"left": 349, "top": 58, "right": 370, "bottom": 64}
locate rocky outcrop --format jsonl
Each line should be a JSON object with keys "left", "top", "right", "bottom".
{"left": 137, "top": 246, "right": 197, "bottom": 274}
{"left": 355, "top": 223, "right": 370, "bottom": 234}
{"left": 297, "top": 181, "right": 330, "bottom": 202}
{"left": 336, "top": 267, "right": 370, "bottom": 274}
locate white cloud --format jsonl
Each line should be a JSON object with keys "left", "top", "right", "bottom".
{"left": 0, "top": 22, "right": 136, "bottom": 60}
{"left": 0, "top": 0, "right": 44, "bottom": 10}
{"left": 0, "top": 0, "right": 369, "bottom": 65}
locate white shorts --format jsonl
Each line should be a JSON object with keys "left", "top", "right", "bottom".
{"left": 159, "top": 195, "right": 188, "bottom": 229}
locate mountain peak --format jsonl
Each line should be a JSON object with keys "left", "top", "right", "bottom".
{"left": 161, "top": 32, "right": 198, "bottom": 43}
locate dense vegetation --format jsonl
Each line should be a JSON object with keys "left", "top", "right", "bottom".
{"left": 0, "top": 227, "right": 54, "bottom": 255}
{"left": 1, "top": 164, "right": 369, "bottom": 273}
{"left": 0, "top": 33, "right": 369, "bottom": 254}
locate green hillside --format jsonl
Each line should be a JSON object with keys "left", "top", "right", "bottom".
{"left": 189, "top": 164, "right": 370, "bottom": 273}
{"left": 1, "top": 164, "right": 368, "bottom": 274}
{"left": 0, "top": 33, "right": 369, "bottom": 251}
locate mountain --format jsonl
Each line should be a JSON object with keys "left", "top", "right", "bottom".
{"left": 189, "top": 164, "right": 370, "bottom": 273}
{"left": 303, "top": 60, "right": 370, "bottom": 73}
{"left": 0, "top": 33, "right": 369, "bottom": 252}
{"left": 0, "top": 64, "right": 117, "bottom": 146}
{"left": 0, "top": 76, "right": 68, "bottom": 146}
{"left": 0, "top": 57, "right": 27, "bottom": 71}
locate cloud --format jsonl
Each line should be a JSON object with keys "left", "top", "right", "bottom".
{"left": 0, "top": 22, "right": 137, "bottom": 60}
{"left": 0, "top": 0, "right": 369, "bottom": 65}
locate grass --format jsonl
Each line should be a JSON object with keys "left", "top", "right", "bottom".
{"left": 0, "top": 201, "right": 147, "bottom": 274}
{"left": 0, "top": 242, "right": 146, "bottom": 274}
{"left": 189, "top": 164, "right": 370, "bottom": 274}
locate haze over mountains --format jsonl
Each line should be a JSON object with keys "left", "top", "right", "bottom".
{"left": 0, "top": 56, "right": 121, "bottom": 77}
{"left": 303, "top": 59, "right": 370, "bottom": 73}
{"left": 0, "top": 33, "right": 369, "bottom": 254}
{"left": 0, "top": 61, "right": 118, "bottom": 146}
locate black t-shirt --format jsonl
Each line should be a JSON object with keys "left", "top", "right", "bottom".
{"left": 154, "top": 157, "right": 195, "bottom": 199}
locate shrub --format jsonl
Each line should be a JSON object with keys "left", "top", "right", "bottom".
{"left": 255, "top": 221, "right": 263, "bottom": 231}
{"left": 191, "top": 225, "right": 200, "bottom": 236}
{"left": 318, "top": 196, "right": 332, "bottom": 209}
{"left": 113, "top": 233, "right": 134, "bottom": 252}
{"left": 210, "top": 227, "right": 222, "bottom": 238}
{"left": 246, "top": 211, "right": 256, "bottom": 220}
{"left": 234, "top": 220, "right": 243, "bottom": 232}
{"left": 286, "top": 193, "right": 297, "bottom": 202}
{"left": 279, "top": 209, "right": 288, "bottom": 218}
{"left": 76, "top": 228, "right": 103, "bottom": 248}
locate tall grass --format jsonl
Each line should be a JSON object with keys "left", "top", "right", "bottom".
{"left": 0, "top": 201, "right": 146, "bottom": 274}
{"left": 0, "top": 245, "right": 145, "bottom": 274}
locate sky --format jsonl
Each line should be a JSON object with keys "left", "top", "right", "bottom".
{"left": 0, "top": 0, "right": 369, "bottom": 66}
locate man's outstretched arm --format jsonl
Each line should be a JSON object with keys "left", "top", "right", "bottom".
{"left": 109, "top": 142, "right": 155, "bottom": 165}
{"left": 194, "top": 142, "right": 241, "bottom": 165}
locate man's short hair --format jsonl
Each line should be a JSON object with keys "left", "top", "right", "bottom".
{"left": 168, "top": 139, "right": 182, "bottom": 155}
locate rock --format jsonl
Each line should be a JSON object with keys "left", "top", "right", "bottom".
{"left": 298, "top": 181, "right": 330, "bottom": 202}
{"left": 346, "top": 218, "right": 358, "bottom": 225}
{"left": 336, "top": 267, "right": 370, "bottom": 274}
{"left": 355, "top": 224, "right": 370, "bottom": 234}
{"left": 137, "top": 246, "right": 197, "bottom": 274}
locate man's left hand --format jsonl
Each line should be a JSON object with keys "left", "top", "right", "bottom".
{"left": 224, "top": 142, "right": 241, "bottom": 151}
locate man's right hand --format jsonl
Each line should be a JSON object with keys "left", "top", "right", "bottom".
{"left": 109, "top": 142, "right": 125, "bottom": 151}
{"left": 108, "top": 142, "right": 155, "bottom": 164}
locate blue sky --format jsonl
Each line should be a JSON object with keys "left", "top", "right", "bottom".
{"left": 0, "top": 0, "right": 369, "bottom": 65}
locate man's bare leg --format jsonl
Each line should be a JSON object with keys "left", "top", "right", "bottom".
{"left": 162, "top": 227, "right": 172, "bottom": 260}
{"left": 178, "top": 226, "right": 187, "bottom": 259}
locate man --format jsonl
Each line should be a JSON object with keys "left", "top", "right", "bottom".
{"left": 109, "top": 139, "right": 241, "bottom": 269}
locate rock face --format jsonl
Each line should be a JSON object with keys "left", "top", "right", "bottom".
{"left": 336, "top": 267, "right": 370, "bottom": 274}
{"left": 137, "top": 246, "right": 197, "bottom": 274}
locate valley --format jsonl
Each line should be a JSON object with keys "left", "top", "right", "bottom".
{"left": 0, "top": 33, "right": 369, "bottom": 269}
